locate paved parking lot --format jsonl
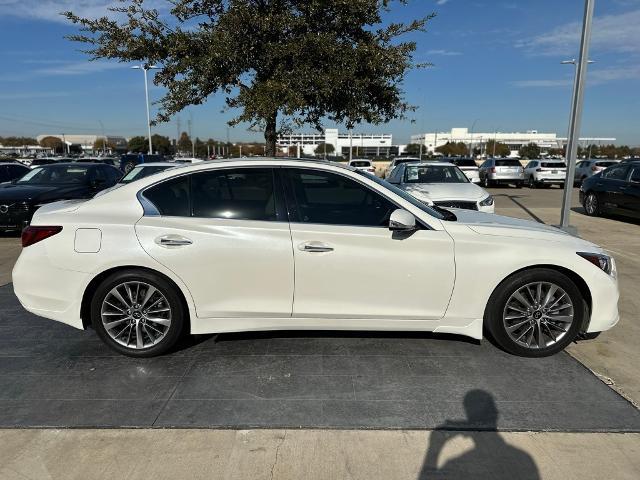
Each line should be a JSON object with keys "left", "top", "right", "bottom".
{"left": 0, "top": 187, "right": 639, "bottom": 431}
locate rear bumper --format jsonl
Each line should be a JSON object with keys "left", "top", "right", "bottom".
{"left": 12, "top": 244, "right": 88, "bottom": 330}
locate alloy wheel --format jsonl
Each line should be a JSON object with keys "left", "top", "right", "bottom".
{"left": 585, "top": 193, "right": 598, "bottom": 215}
{"left": 502, "top": 281, "right": 574, "bottom": 349}
{"left": 100, "top": 281, "right": 172, "bottom": 349}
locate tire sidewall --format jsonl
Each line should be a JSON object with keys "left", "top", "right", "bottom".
{"left": 485, "top": 268, "right": 585, "bottom": 357}
{"left": 91, "top": 270, "right": 185, "bottom": 357}
{"left": 584, "top": 192, "right": 599, "bottom": 216}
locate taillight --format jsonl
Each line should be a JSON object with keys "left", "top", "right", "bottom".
{"left": 21, "top": 226, "right": 63, "bottom": 248}
{"left": 490, "top": 167, "right": 496, "bottom": 173}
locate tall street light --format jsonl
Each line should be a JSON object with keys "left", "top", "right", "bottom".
{"left": 559, "top": 0, "right": 595, "bottom": 233}
{"left": 131, "top": 64, "right": 159, "bottom": 155}
{"left": 469, "top": 119, "right": 478, "bottom": 158}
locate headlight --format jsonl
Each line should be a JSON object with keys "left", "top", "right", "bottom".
{"left": 479, "top": 195, "right": 494, "bottom": 207}
{"left": 577, "top": 252, "right": 616, "bottom": 278}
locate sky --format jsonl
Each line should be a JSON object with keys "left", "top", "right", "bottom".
{"left": 0, "top": 0, "right": 638, "bottom": 145}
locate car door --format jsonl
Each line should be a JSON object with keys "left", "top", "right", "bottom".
{"left": 600, "top": 165, "right": 630, "bottom": 211}
{"left": 281, "top": 167, "right": 455, "bottom": 320}
{"left": 621, "top": 166, "right": 640, "bottom": 217}
{"left": 135, "top": 167, "right": 295, "bottom": 318}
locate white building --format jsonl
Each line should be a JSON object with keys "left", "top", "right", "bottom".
{"left": 411, "top": 128, "right": 616, "bottom": 157}
{"left": 277, "top": 128, "right": 399, "bottom": 157}
{"left": 36, "top": 134, "right": 128, "bottom": 153}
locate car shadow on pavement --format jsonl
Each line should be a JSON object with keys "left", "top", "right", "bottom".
{"left": 417, "top": 390, "right": 540, "bottom": 480}
{"left": 492, "top": 194, "right": 546, "bottom": 224}
{"left": 571, "top": 206, "right": 640, "bottom": 226}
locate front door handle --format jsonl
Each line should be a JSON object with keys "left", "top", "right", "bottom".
{"left": 298, "top": 241, "right": 334, "bottom": 253}
{"left": 156, "top": 235, "right": 193, "bottom": 247}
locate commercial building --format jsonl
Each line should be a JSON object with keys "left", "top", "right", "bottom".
{"left": 411, "top": 128, "right": 616, "bottom": 156}
{"left": 36, "top": 134, "right": 128, "bottom": 154}
{"left": 277, "top": 128, "right": 401, "bottom": 157}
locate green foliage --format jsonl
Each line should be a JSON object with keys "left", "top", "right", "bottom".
{"left": 315, "top": 142, "right": 335, "bottom": 155}
{"left": 127, "top": 136, "right": 148, "bottom": 153}
{"left": 518, "top": 143, "right": 541, "bottom": 159}
{"left": 435, "top": 141, "right": 468, "bottom": 156}
{"left": 0, "top": 136, "right": 38, "bottom": 147}
{"left": 405, "top": 143, "right": 422, "bottom": 155}
{"left": 93, "top": 138, "right": 116, "bottom": 151}
{"left": 485, "top": 139, "right": 511, "bottom": 157}
{"left": 64, "top": 0, "right": 435, "bottom": 155}
{"left": 151, "top": 134, "right": 173, "bottom": 155}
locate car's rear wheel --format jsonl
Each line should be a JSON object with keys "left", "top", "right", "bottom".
{"left": 584, "top": 192, "right": 600, "bottom": 216}
{"left": 123, "top": 161, "right": 136, "bottom": 173}
{"left": 91, "top": 270, "right": 185, "bottom": 357}
{"left": 515, "top": 181, "right": 523, "bottom": 189}
{"left": 527, "top": 176, "right": 536, "bottom": 189}
{"left": 482, "top": 176, "right": 491, "bottom": 188}
{"left": 485, "top": 268, "right": 585, "bottom": 357}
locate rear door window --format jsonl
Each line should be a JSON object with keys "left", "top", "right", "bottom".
{"left": 602, "top": 165, "right": 630, "bottom": 181}
{"left": 144, "top": 176, "right": 191, "bottom": 216}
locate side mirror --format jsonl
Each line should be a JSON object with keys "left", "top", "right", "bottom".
{"left": 389, "top": 209, "right": 417, "bottom": 231}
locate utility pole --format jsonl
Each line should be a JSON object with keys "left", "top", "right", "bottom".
{"left": 349, "top": 129, "right": 353, "bottom": 162}
{"left": 559, "top": 0, "right": 595, "bottom": 233}
{"left": 188, "top": 114, "right": 195, "bottom": 158}
{"left": 176, "top": 118, "right": 181, "bottom": 155}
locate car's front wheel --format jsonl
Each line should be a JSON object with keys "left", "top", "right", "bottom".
{"left": 91, "top": 270, "right": 185, "bottom": 357}
{"left": 584, "top": 192, "right": 601, "bottom": 216}
{"left": 485, "top": 268, "right": 585, "bottom": 357}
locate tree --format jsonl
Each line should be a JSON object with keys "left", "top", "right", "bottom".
{"left": 151, "top": 134, "right": 173, "bottom": 155}
{"left": 93, "top": 138, "right": 117, "bottom": 152}
{"left": 484, "top": 139, "right": 511, "bottom": 157}
{"left": 405, "top": 143, "right": 422, "bottom": 156}
{"left": 177, "top": 132, "right": 192, "bottom": 154}
{"left": 435, "top": 141, "right": 467, "bottom": 157}
{"left": 315, "top": 142, "right": 335, "bottom": 156}
{"left": 39, "top": 136, "right": 64, "bottom": 153}
{"left": 519, "top": 143, "right": 541, "bottom": 159}
{"left": 64, "top": 1, "right": 434, "bottom": 156}
{"left": 0, "top": 136, "right": 38, "bottom": 147}
{"left": 127, "top": 136, "right": 148, "bottom": 153}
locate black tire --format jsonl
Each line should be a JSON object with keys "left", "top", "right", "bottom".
{"left": 481, "top": 176, "right": 491, "bottom": 188}
{"left": 484, "top": 268, "right": 585, "bottom": 357}
{"left": 91, "top": 269, "right": 186, "bottom": 357}
{"left": 515, "top": 181, "right": 523, "bottom": 189}
{"left": 583, "top": 191, "right": 601, "bottom": 217}
{"left": 527, "top": 176, "right": 536, "bottom": 189}
{"left": 123, "top": 161, "right": 136, "bottom": 173}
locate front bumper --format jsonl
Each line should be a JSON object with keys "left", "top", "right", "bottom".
{"left": 0, "top": 205, "right": 32, "bottom": 231}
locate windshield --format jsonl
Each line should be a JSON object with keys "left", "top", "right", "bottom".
{"left": 355, "top": 170, "right": 447, "bottom": 221}
{"left": 121, "top": 165, "right": 173, "bottom": 184}
{"left": 350, "top": 161, "right": 371, "bottom": 167}
{"left": 17, "top": 165, "right": 90, "bottom": 185}
{"left": 404, "top": 165, "right": 468, "bottom": 184}
{"left": 495, "top": 159, "right": 522, "bottom": 167}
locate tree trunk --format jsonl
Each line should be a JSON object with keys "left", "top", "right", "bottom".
{"left": 264, "top": 110, "right": 278, "bottom": 157}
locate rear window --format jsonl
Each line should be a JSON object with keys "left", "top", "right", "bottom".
{"left": 495, "top": 159, "right": 522, "bottom": 167}
{"left": 541, "top": 162, "right": 566, "bottom": 168}
{"left": 596, "top": 161, "right": 617, "bottom": 167}
{"left": 452, "top": 159, "right": 477, "bottom": 167}
{"left": 394, "top": 159, "right": 420, "bottom": 166}
{"left": 350, "top": 161, "right": 371, "bottom": 167}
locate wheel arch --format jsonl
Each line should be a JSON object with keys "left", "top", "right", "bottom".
{"left": 81, "top": 265, "right": 191, "bottom": 332}
{"left": 485, "top": 264, "right": 593, "bottom": 333}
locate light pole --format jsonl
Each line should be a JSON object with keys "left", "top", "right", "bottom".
{"left": 469, "top": 119, "right": 478, "bottom": 158}
{"left": 559, "top": 0, "right": 595, "bottom": 233}
{"left": 131, "top": 64, "right": 159, "bottom": 155}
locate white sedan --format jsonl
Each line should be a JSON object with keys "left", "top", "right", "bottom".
{"left": 13, "top": 159, "right": 618, "bottom": 358}
{"left": 386, "top": 162, "right": 495, "bottom": 213}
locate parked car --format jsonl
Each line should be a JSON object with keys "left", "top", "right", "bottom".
{"left": 120, "top": 154, "right": 166, "bottom": 173}
{"left": 13, "top": 159, "right": 618, "bottom": 358}
{"left": 386, "top": 162, "right": 494, "bottom": 213}
{"left": 0, "top": 162, "right": 30, "bottom": 184}
{"left": 76, "top": 157, "right": 120, "bottom": 168}
{"left": 479, "top": 158, "right": 524, "bottom": 188}
{"left": 173, "top": 157, "right": 205, "bottom": 164}
{"left": 348, "top": 159, "right": 376, "bottom": 174}
{"left": 524, "top": 160, "right": 567, "bottom": 188}
{"left": 94, "top": 163, "right": 181, "bottom": 198}
{"left": 383, "top": 157, "right": 421, "bottom": 178}
{"left": 574, "top": 159, "right": 619, "bottom": 186}
{"left": 580, "top": 160, "right": 640, "bottom": 219}
{"left": 30, "top": 157, "right": 74, "bottom": 168}
{"left": 0, "top": 163, "right": 122, "bottom": 231}
{"left": 439, "top": 157, "right": 480, "bottom": 183}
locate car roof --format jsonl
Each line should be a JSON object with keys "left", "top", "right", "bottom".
{"left": 132, "top": 162, "right": 177, "bottom": 167}
{"left": 401, "top": 161, "right": 455, "bottom": 167}
{"left": 0, "top": 162, "right": 28, "bottom": 166}
{"left": 36, "top": 162, "right": 112, "bottom": 168}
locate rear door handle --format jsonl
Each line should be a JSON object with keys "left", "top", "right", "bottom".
{"left": 156, "top": 235, "right": 193, "bottom": 247}
{"left": 298, "top": 241, "right": 334, "bottom": 253}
